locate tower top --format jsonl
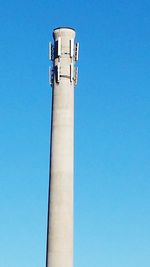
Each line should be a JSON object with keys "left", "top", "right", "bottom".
{"left": 53, "top": 26, "right": 75, "bottom": 32}
{"left": 53, "top": 27, "right": 76, "bottom": 40}
{"left": 49, "top": 27, "right": 79, "bottom": 86}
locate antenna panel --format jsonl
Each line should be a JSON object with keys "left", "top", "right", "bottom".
{"left": 49, "top": 42, "right": 53, "bottom": 60}
{"left": 70, "top": 39, "right": 74, "bottom": 58}
{"left": 70, "top": 63, "right": 73, "bottom": 82}
{"left": 74, "top": 67, "right": 78, "bottom": 86}
{"left": 57, "top": 37, "right": 61, "bottom": 57}
{"left": 49, "top": 67, "right": 54, "bottom": 85}
{"left": 56, "top": 63, "right": 60, "bottom": 83}
{"left": 49, "top": 67, "right": 51, "bottom": 84}
{"left": 75, "top": 43, "right": 79, "bottom": 61}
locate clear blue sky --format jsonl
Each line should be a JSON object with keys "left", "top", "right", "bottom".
{"left": 0, "top": 0, "right": 150, "bottom": 266}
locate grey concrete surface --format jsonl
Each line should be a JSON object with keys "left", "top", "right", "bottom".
{"left": 46, "top": 27, "right": 78, "bottom": 267}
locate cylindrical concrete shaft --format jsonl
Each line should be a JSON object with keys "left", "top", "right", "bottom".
{"left": 46, "top": 28, "right": 76, "bottom": 267}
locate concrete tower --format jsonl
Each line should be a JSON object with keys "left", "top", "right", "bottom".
{"left": 46, "top": 27, "right": 79, "bottom": 267}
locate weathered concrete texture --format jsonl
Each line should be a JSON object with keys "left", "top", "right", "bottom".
{"left": 46, "top": 28, "right": 76, "bottom": 267}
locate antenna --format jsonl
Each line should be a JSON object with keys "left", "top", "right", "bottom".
{"left": 70, "top": 63, "right": 74, "bottom": 82}
{"left": 75, "top": 43, "right": 79, "bottom": 61}
{"left": 74, "top": 67, "right": 78, "bottom": 86}
{"left": 70, "top": 39, "right": 74, "bottom": 58}
{"left": 57, "top": 37, "right": 61, "bottom": 57}
{"left": 49, "top": 67, "right": 54, "bottom": 86}
{"left": 49, "top": 42, "right": 53, "bottom": 60}
{"left": 56, "top": 63, "right": 60, "bottom": 83}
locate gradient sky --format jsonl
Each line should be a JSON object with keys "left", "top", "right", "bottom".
{"left": 0, "top": 0, "right": 150, "bottom": 266}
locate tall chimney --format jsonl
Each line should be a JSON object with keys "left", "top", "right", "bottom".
{"left": 46, "top": 27, "right": 79, "bottom": 267}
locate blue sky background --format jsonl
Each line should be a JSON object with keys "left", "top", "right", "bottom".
{"left": 0, "top": 0, "right": 150, "bottom": 266}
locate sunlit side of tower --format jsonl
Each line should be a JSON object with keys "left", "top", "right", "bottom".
{"left": 46, "top": 27, "right": 79, "bottom": 267}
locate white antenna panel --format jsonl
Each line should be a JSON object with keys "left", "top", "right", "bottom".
{"left": 49, "top": 67, "right": 52, "bottom": 85}
{"left": 57, "top": 63, "right": 60, "bottom": 83}
{"left": 70, "top": 63, "right": 73, "bottom": 82}
{"left": 49, "top": 42, "right": 53, "bottom": 60}
{"left": 49, "top": 67, "right": 51, "bottom": 84}
{"left": 75, "top": 67, "right": 78, "bottom": 86}
{"left": 57, "top": 37, "right": 61, "bottom": 57}
{"left": 75, "top": 43, "right": 79, "bottom": 61}
{"left": 70, "top": 39, "right": 74, "bottom": 58}
{"left": 49, "top": 67, "right": 54, "bottom": 85}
